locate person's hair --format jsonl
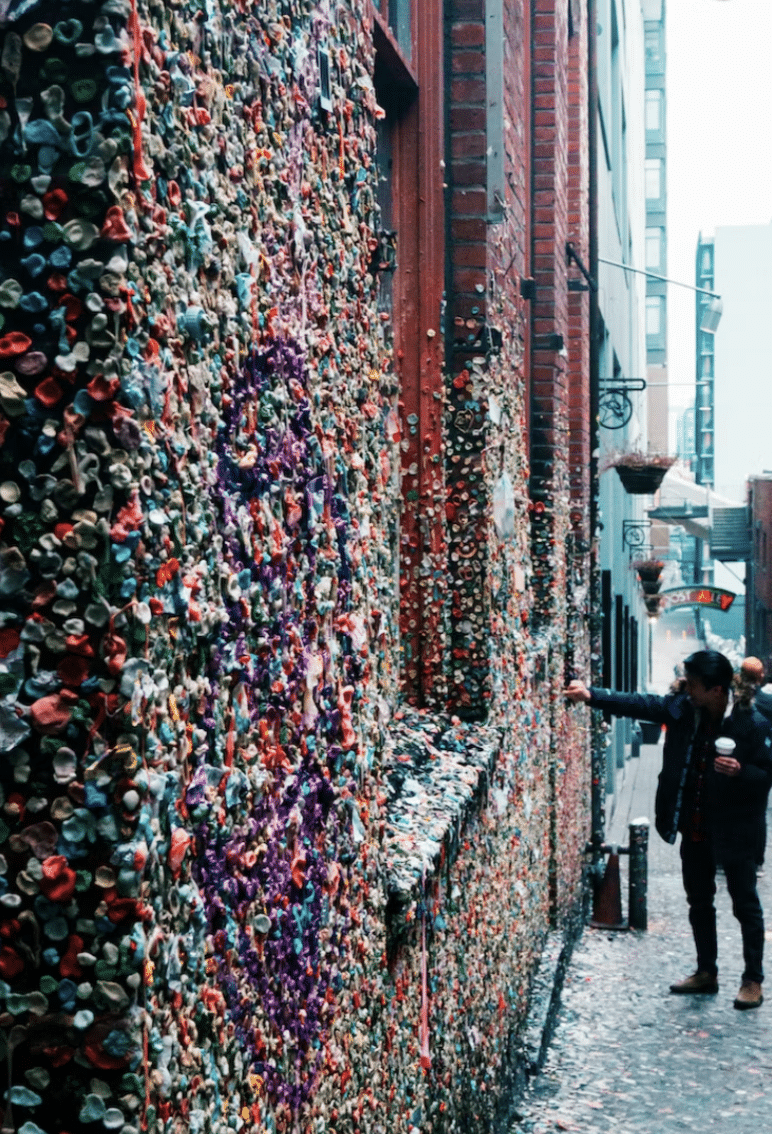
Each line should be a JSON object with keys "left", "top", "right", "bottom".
{"left": 734, "top": 656, "right": 765, "bottom": 708}
{"left": 683, "top": 650, "right": 734, "bottom": 694}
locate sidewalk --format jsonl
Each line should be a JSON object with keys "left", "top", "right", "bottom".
{"left": 511, "top": 741, "right": 772, "bottom": 1134}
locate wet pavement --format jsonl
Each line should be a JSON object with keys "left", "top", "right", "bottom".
{"left": 512, "top": 742, "right": 772, "bottom": 1134}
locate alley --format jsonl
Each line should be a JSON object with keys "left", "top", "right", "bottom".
{"left": 512, "top": 743, "right": 772, "bottom": 1134}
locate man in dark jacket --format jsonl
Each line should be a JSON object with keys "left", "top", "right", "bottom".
{"left": 565, "top": 650, "right": 772, "bottom": 1010}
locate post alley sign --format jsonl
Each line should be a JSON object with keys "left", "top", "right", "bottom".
{"left": 660, "top": 586, "right": 736, "bottom": 612}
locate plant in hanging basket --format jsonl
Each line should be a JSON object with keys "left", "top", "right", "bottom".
{"left": 605, "top": 452, "right": 677, "bottom": 495}
{"left": 633, "top": 558, "right": 664, "bottom": 582}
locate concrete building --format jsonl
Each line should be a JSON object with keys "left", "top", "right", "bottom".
{"left": 712, "top": 223, "right": 772, "bottom": 501}
{"left": 695, "top": 233, "right": 717, "bottom": 494}
{"left": 595, "top": 0, "right": 650, "bottom": 766}
{"left": 643, "top": 0, "right": 669, "bottom": 567}
{"left": 692, "top": 224, "right": 772, "bottom": 629}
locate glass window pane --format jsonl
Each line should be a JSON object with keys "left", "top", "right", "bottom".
{"left": 645, "top": 89, "right": 661, "bottom": 132}
{"left": 646, "top": 296, "right": 662, "bottom": 336}
{"left": 389, "top": 0, "right": 411, "bottom": 59}
{"left": 645, "top": 28, "right": 662, "bottom": 71}
{"left": 642, "top": 0, "right": 663, "bottom": 20}
{"left": 645, "top": 228, "right": 661, "bottom": 269}
{"left": 645, "top": 158, "right": 661, "bottom": 199}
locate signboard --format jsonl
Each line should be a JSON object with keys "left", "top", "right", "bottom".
{"left": 660, "top": 586, "right": 735, "bottom": 612}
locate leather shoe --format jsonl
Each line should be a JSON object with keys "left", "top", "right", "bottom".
{"left": 669, "top": 970, "right": 719, "bottom": 995}
{"left": 734, "top": 980, "right": 763, "bottom": 1010}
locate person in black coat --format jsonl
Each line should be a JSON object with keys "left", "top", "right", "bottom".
{"left": 734, "top": 657, "right": 769, "bottom": 869}
{"left": 565, "top": 649, "right": 772, "bottom": 1011}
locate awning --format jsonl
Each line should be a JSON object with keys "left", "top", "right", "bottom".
{"left": 647, "top": 468, "right": 750, "bottom": 560}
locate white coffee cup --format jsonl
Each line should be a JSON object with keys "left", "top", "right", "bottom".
{"left": 715, "top": 736, "right": 736, "bottom": 757}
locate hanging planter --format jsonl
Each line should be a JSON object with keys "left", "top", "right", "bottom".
{"left": 607, "top": 452, "right": 676, "bottom": 495}
{"left": 644, "top": 594, "right": 664, "bottom": 617}
{"left": 633, "top": 558, "right": 664, "bottom": 583}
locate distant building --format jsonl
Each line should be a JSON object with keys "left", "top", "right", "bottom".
{"left": 675, "top": 405, "right": 696, "bottom": 466}
{"left": 643, "top": 0, "right": 669, "bottom": 565}
{"left": 696, "top": 223, "right": 772, "bottom": 608}
{"left": 643, "top": 0, "right": 667, "bottom": 371}
{"left": 695, "top": 233, "right": 716, "bottom": 491}
{"left": 712, "top": 222, "right": 772, "bottom": 500}
{"left": 747, "top": 475, "right": 772, "bottom": 666}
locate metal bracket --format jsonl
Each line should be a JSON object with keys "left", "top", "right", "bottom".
{"left": 566, "top": 241, "right": 598, "bottom": 292}
{"left": 622, "top": 520, "right": 651, "bottom": 553}
{"left": 598, "top": 378, "right": 647, "bottom": 430}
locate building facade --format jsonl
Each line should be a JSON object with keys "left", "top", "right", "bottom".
{"left": 747, "top": 475, "right": 772, "bottom": 667}
{"left": 595, "top": 0, "right": 649, "bottom": 767}
{"left": 695, "top": 223, "right": 772, "bottom": 616}
{"left": 642, "top": 0, "right": 669, "bottom": 569}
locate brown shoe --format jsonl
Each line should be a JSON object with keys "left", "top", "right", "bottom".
{"left": 669, "top": 970, "right": 719, "bottom": 995}
{"left": 734, "top": 980, "right": 763, "bottom": 1010}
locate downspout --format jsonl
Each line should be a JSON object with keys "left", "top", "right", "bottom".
{"left": 587, "top": 0, "right": 604, "bottom": 852}
{"left": 443, "top": 0, "right": 454, "bottom": 373}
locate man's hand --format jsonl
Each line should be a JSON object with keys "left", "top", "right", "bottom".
{"left": 714, "top": 756, "right": 741, "bottom": 777}
{"left": 564, "top": 679, "right": 591, "bottom": 704}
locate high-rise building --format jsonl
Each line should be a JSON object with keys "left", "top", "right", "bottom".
{"left": 712, "top": 223, "right": 772, "bottom": 500}
{"left": 695, "top": 233, "right": 716, "bottom": 491}
{"left": 643, "top": 0, "right": 667, "bottom": 372}
{"left": 675, "top": 405, "right": 696, "bottom": 466}
{"left": 643, "top": 0, "right": 669, "bottom": 564}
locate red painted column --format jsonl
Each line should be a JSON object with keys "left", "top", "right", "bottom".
{"left": 567, "top": 8, "right": 591, "bottom": 551}
{"left": 529, "top": 0, "right": 570, "bottom": 628}
{"left": 395, "top": 0, "right": 446, "bottom": 706}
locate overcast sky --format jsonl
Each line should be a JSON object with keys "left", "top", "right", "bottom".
{"left": 666, "top": 0, "right": 772, "bottom": 417}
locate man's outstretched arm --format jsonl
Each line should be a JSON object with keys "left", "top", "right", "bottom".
{"left": 563, "top": 680, "right": 676, "bottom": 723}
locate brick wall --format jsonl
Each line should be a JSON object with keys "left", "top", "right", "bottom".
{"left": 0, "top": 1, "right": 592, "bottom": 1131}
{"left": 749, "top": 478, "right": 772, "bottom": 665}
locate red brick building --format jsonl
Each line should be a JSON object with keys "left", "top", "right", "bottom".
{"left": 0, "top": 2, "right": 598, "bottom": 1132}
{"left": 747, "top": 475, "right": 772, "bottom": 666}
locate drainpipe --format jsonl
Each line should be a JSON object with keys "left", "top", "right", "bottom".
{"left": 587, "top": 0, "right": 604, "bottom": 853}
{"left": 442, "top": 0, "right": 453, "bottom": 373}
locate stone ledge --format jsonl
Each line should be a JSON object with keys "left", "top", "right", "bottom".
{"left": 519, "top": 929, "right": 571, "bottom": 1074}
{"left": 382, "top": 709, "right": 504, "bottom": 942}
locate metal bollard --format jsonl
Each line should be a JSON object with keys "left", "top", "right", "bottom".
{"left": 628, "top": 818, "right": 649, "bottom": 931}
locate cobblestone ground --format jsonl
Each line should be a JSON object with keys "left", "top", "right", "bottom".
{"left": 512, "top": 829, "right": 772, "bottom": 1133}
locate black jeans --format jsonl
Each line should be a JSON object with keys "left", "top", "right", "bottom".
{"left": 680, "top": 835, "right": 764, "bottom": 984}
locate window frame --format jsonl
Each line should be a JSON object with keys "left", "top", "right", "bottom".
{"left": 644, "top": 157, "right": 663, "bottom": 201}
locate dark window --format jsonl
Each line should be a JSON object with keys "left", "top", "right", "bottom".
{"left": 377, "top": 0, "right": 412, "bottom": 59}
